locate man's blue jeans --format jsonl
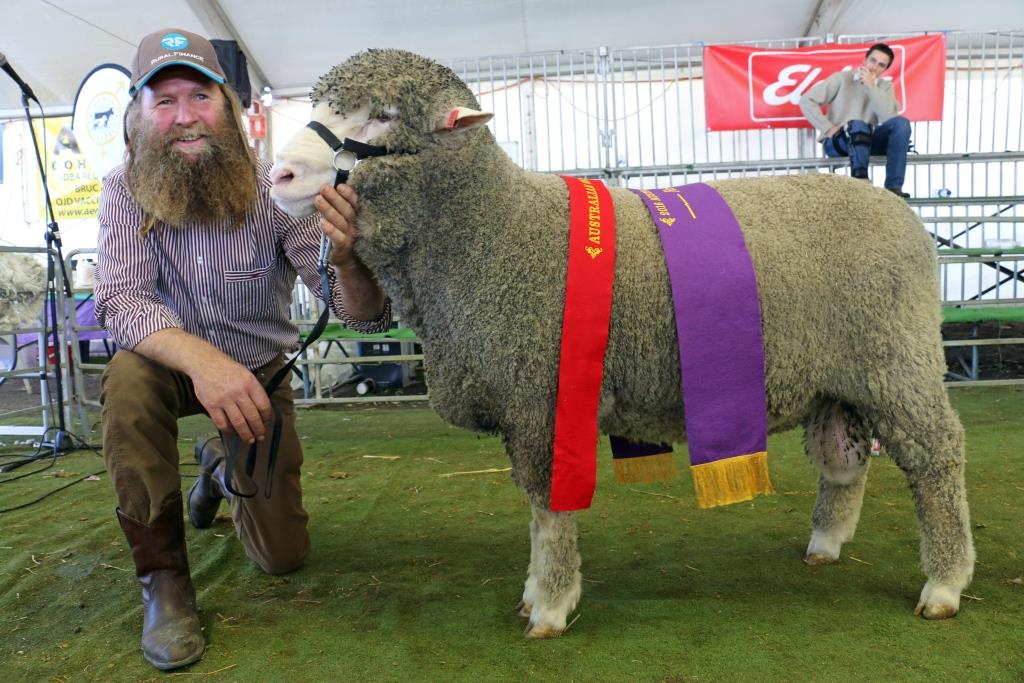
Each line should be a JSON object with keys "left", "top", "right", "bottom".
{"left": 823, "top": 116, "right": 911, "bottom": 190}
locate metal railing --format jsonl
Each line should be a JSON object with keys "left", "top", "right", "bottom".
{"left": 448, "top": 31, "right": 1023, "bottom": 182}
{"left": 63, "top": 248, "right": 427, "bottom": 409}
{"left": 938, "top": 247, "right": 1024, "bottom": 385}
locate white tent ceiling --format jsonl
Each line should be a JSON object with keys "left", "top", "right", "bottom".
{"left": 2, "top": 0, "right": 1022, "bottom": 116}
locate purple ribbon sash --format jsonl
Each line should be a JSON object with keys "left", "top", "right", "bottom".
{"left": 631, "top": 183, "right": 772, "bottom": 507}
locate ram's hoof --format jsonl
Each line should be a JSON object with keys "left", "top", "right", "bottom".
{"left": 804, "top": 553, "right": 838, "bottom": 566}
{"left": 524, "top": 621, "right": 563, "bottom": 639}
{"left": 515, "top": 600, "right": 532, "bottom": 618}
{"left": 914, "top": 601, "right": 958, "bottom": 620}
{"left": 915, "top": 579, "right": 962, "bottom": 620}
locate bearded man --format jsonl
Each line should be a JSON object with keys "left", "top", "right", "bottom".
{"left": 95, "top": 28, "right": 389, "bottom": 671}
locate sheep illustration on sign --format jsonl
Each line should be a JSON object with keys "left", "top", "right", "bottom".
{"left": 269, "top": 49, "right": 974, "bottom": 639}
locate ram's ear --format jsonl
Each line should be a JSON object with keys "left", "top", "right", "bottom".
{"left": 438, "top": 106, "right": 494, "bottom": 131}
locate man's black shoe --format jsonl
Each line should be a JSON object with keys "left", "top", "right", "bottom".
{"left": 188, "top": 437, "right": 227, "bottom": 529}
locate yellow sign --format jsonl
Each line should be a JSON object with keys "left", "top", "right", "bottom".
{"left": 33, "top": 116, "right": 101, "bottom": 221}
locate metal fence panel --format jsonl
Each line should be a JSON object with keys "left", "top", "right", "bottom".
{"left": 447, "top": 32, "right": 1022, "bottom": 184}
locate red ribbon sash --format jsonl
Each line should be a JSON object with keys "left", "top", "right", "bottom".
{"left": 550, "top": 177, "right": 616, "bottom": 511}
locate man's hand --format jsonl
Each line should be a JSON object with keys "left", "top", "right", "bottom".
{"left": 314, "top": 183, "right": 359, "bottom": 269}
{"left": 191, "top": 354, "right": 272, "bottom": 444}
{"left": 312, "top": 182, "right": 387, "bottom": 321}
{"left": 826, "top": 124, "right": 842, "bottom": 138}
{"left": 857, "top": 66, "right": 878, "bottom": 88}
{"left": 134, "top": 328, "right": 274, "bottom": 444}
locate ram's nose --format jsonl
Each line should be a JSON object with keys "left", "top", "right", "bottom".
{"left": 269, "top": 160, "right": 297, "bottom": 189}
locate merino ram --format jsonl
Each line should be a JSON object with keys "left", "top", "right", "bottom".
{"left": 269, "top": 49, "right": 974, "bottom": 637}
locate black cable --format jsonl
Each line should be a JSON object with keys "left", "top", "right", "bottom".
{"left": 1, "top": 342, "right": 107, "bottom": 474}
{"left": 0, "top": 428, "right": 89, "bottom": 480}
{"left": 0, "top": 413, "right": 100, "bottom": 474}
{"left": 0, "top": 467, "right": 106, "bottom": 513}
{"left": 64, "top": 431, "right": 102, "bottom": 456}
{"left": 0, "top": 431, "right": 199, "bottom": 514}
{"left": 0, "top": 427, "right": 58, "bottom": 476}
{"left": 0, "top": 431, "right": 100, "bottom": 511}
{"left": 0, "top": 453, "right": 58, "bottom": 479}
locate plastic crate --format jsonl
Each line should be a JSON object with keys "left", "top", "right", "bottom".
{"left": 354, "top": 341, "right": 408, "bottom": 388}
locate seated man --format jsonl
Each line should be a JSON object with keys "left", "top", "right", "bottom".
{"left": 95, "top": 28, "right": 390, "bottom": 671}
{"left": 799, "top": 42, "right": 912, "bottom": 198}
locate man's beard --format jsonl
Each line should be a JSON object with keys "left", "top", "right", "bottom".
{"left": 125, "top": 114, "right": 258, "bottom": 229}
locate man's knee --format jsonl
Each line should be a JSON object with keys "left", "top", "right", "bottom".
{"left": 234, "top": 501, "right": 310, "bottom": 575}
{"left": 889, "top": 115, "right": 911, "bottom": 133}
{"left": 846, "top": 120, "right": 873, "bottom": 147}
{"left": 101, "top": 351, "right": 142, "bottom": 393}
{"left": 247, "top": 533, "right": 310, "bottom": 575}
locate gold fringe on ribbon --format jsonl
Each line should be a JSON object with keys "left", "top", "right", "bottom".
{"left": 613, "top": 452, "right": 680, "bottom": 484}
{"left": 690, "top": 451, "right": 773, "bottom": 509}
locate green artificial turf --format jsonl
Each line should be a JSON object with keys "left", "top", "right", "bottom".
{"left": 1, "top": 387, "right": 1021, "bottom": 682}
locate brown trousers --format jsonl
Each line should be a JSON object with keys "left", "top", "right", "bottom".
{"left": 100, "top": 350, "right": 309, "bottom": 575}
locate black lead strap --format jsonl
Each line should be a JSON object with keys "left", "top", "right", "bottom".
{"left": 224, "top": 121, "right": 388, "bottom": 499}
{"left": 224, "top": 248, "right": 334, "bottom": 499}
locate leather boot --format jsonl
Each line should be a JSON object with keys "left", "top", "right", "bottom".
{"left": 117, "top": 492, "right": 205, "bottom": 670}
{"left": 188, "top": 436, "right": 229, "bottom": 529}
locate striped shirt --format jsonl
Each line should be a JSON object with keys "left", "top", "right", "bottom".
{"left": 95, "top": 160, "right": 391, "bottom": 371}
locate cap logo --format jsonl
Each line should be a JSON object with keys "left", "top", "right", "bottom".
{"left": 161, "top": 33, "right": 189, "bottom": 50}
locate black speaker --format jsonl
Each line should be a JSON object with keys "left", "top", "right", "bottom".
{"left": 210, "top": 39, "right": 252, "bottom": 108}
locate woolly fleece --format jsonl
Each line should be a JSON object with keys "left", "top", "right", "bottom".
{"left": 0, "top": 253, "right": 47, "bottom": 329}
{"left": 307, "top": 49, "right": 973, "bottom": 594}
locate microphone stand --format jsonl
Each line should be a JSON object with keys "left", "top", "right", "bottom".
{"left": 22, "top": 90, "right": 74, "bottom": 453}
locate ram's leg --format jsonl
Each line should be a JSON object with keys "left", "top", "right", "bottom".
{"left": 519, "top": 503, "right": 581, "bottom": 639}
{"left": 516, "top": 511, "right": 539, "bottom": 618}
{"left": 867, "top": 382, "right": 974, "bottom": 619}
{"left": 804, "top": 401, "right": 872, "bottom": 565}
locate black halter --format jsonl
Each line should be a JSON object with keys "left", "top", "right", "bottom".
{"left": 305, "top": 120, "right": 389, "bottom": 187}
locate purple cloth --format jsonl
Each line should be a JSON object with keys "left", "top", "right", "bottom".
{"left": 16, "top": 297, "right": 109, "bottom": 346}
{"left": 609, "top": 435, "right": 672, "bottom": 459}
{"left": 631, "top": 184, "right": 767, "bottom": 466}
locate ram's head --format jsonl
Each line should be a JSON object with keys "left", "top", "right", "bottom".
{"left": 270, "top": 49, "right": 491, "bottom": 217}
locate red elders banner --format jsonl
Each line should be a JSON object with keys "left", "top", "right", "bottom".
{"left": 703, "top": 35, "right": 946, "bottom": 131}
